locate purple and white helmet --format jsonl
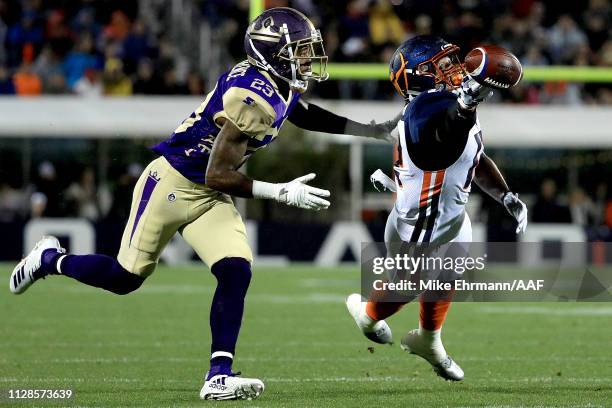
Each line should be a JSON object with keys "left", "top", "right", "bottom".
{"left": 245, "top": 7, "right": 328, "bottom": 91}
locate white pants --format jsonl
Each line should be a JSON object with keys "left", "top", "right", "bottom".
{"left": 385, "top": 206, "right": 472, "bottom": 247}
{"left": 384, "top": 206, "right": 472, "bottom": 285}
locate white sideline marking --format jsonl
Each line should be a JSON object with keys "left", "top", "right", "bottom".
{"left": 1, "top": 356, "right": 386, "bottom": 365}
{"left": 264, "top": 376, "right": 612, "bottom": 384}
{"left": 60, "top": 285, "right": 214, "bottom": 295}
{"left": 0, "top": 340, "right": 367, "bottom": 349}
{"left": 0, "top": 376, "right": 610, "bottom": 384}
{"left": 249, "top": 293, "right": 346, "bottom": 303}
{"left": 299, "top": 278, "right": 355, "bottom": 288}
{"left": 478, "top": 305, "right": 612, "bottom": 316}
{"left": 3, "top": 356, "right": 611, "bottom": 365}
{"left": 56, "top": 285, "right": 347, "bottom": 303}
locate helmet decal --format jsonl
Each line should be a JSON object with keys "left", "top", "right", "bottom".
{"left": 249, "top": 17, "right": 281, "bottom": 43}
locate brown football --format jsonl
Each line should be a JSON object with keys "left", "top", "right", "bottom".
{"left": 464, "top": 45, "right": 523, "bottom": 89}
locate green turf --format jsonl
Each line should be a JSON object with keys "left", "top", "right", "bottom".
{"left": 1, "top": 263, "right": 610, "bottom": 407}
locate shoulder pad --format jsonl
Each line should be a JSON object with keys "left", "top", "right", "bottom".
{"left": 403, "top": 90, "right": 457, "bottom": 144}
{"left": 220, "top": 85, "right": 277, "bottom": 138}
{"left": 225, "top": 66, "right": 281, "bottom": 107}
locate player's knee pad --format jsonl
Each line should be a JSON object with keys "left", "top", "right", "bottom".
{"left": 110, "top": 263, "right": 146, "bottom": 295}
{"left": 210, "top": 257, "right": 252, "bottom": 294}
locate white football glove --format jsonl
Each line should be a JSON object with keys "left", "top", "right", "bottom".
{"left": 252, "top": 173, "right": 330, "bottom": 211}
{"left": 502, "top": 192, "right": 528, "bottom": 234}
{"left": 458, "top": 76, "right": 493, "bottom": 110}
{"left": 370, "top": 169, "right": 397, "bottom": 193}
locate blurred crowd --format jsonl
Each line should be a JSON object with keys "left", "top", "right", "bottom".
{"left": 0, "top": 160, "right": 141, "bottom": 223}
{"left": 0, "top": 0, "right": 205, "bottom": 96}
{"left": 2, "top": 158, "right": 612, "bottom": 241}
{"left": 478, "top": 176, "right": 612, "bottom": 240}
{"left": 0, "top": 0, "right": 610, "bottom": 103}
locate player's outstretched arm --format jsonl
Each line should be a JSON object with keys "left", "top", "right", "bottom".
{"left": 473, "top": 153, "right": 509, "bottom": 203}
{"left": 288, "top": 100, "right": 399, "bottom": 143}
{"left": 474, "top": 154, "right": 527, "bottom": 233}
{"left": 206, "top": 119, "right": 330, "bottom": 211}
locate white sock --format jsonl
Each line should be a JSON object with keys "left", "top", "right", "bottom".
{"left": 418, "top": 326, "right": 446, "bottom": 359}
{"left": 418, "top": 326, "right": 441, "bottom": 343}
{"left": 358, "top": 302, "right": 376, "bottom": 329}
{"left": 56, "top": 255, "right": 67, "bottom": 274}
{"left": 211, "top": 351, "right": 234, "bottom": 360}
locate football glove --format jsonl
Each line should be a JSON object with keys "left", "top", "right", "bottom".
{"left": 502, "top": 191, "right": 528, "bottom": 234}
{"left": 369, "top": 112, "right": 401, "bottom": 143}
{"left": 252, "top": 173, "right": 330, "bottom": 211}
{"left": 370, "top": 169, "right": 397, "bottom": 193}
{"left": 458, "top": 76, "right": 493, "bottom": 110}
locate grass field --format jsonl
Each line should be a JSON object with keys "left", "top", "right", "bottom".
{"left": 1, "top": 263, "right": 611, "bottom": 407}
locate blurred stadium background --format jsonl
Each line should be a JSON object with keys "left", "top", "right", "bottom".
{"left": 1, "top": 0, "right": 612, "bottom": 264}
{"left": 2, "top": 1, "right": 612, "bottom": 406}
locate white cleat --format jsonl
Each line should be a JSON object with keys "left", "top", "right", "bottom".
{"left": 400, "top": 329, "right": 464, "bottom": 381}
{"left": 345, "top": 293, "right": 393, "bottom": 344}
{"left": 10, "top": 235, "right": 64, "bottom": 295}
{"left": 199, "top": 374, "right": 264, "bottom": 401}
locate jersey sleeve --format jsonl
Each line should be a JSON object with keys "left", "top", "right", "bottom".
{"left": 214, "top": 86, "right": 277, "bottom": 138}
{"left": 404, "top": 90, "right": 458, "bottom": 144}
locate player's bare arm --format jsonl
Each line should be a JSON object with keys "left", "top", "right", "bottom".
{"left": 474, "top": 153, "right": 528, "bottom": 233}
{"left": 473, "top": 153, "right": 509, "bottom": 203}
{"left": 206, "top": 119, "right": 330, "bottom": 211}
{"left": 206, "top": 118, "right": 253, "bottom": 198}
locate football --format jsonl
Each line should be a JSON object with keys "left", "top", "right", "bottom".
{"left": 464, "top": 45, "right": 523, "bottom": 89}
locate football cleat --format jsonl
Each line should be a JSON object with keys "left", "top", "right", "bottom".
{"left": 345, "top": 293, "right": 393, "bottom": 344}
{"left": 199, "top": 373, "right": 264, "bottom": 401}
{"left": 10, "top": 235, "right": 64, "bottom": 295}
{"left": 400, "top": 329, "right": 464, "bottom": 381}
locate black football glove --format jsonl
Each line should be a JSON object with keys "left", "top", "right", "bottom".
{"left": 369, "top": 112, "right": 401, "bottom": 143}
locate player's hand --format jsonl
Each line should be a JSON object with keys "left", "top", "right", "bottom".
{"left": 503, "top": 192, "right": 528, "bottom": 234}
{"left": 279, "top": 173, "right": 331, "bottom": 211}
{"left": 458, "top": 76, "right": 493, "bottom": 110}
{"left": 370, "top": 112, "right": 401, "bottom": 143}
{"left": 370, "top": 169, "right": 397, "bottom": 193}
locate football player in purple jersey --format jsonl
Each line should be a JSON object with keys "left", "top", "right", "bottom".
{"left": 10, "top": 7, "right": 397, "bottom": 401}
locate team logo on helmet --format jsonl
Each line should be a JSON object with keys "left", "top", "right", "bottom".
{"left": 249, "top": 17, "right": 281, "bottom": 43}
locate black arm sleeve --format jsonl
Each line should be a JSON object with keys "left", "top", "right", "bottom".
{"left": 288, "top": 100, "right": 376, "bottom": 136}
{"left": 288, "top": 100, "right": 347, "bottom": 133}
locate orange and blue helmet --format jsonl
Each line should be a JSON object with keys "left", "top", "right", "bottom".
{"left": 389, "top": 35, "right": 465, "bottom": 100}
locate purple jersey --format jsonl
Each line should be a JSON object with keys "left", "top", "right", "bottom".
{"left": 152, "top": 60, "right": 301, "bottom": 183}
